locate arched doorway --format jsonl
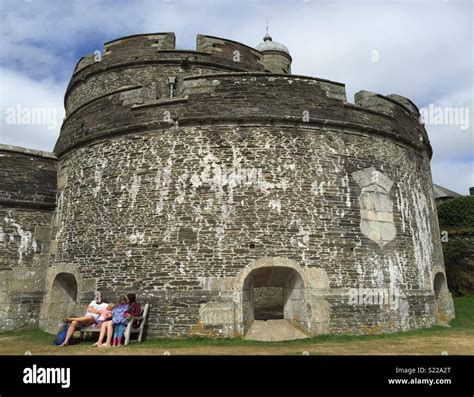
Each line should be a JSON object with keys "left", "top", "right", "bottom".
{"left": 242, "top": 265, "right": 307, "bottom": 339}
{"left": 433, "top": 272, "right": 445, "bottom": 300}
{"left": 44, "top": 272, "right": 78, "bottom": 331}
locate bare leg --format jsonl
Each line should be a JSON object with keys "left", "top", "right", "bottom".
{"left": 105, "top": 321, "right": 113, "bottom": 347}
{"left": 96, "top": 321, "right": 108, "bottom": 346}
{"left": 60, "top": 317, "right": 94, "bottom": 346}
{"left": 60, "top": 320, "right": 78, "bottom": 346}
{"left": 67, "top": 315, "right": 94, "bottom": 322}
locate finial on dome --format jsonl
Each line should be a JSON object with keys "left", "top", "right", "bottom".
{"left": 264, "top": 20, "right": 272, "bottom": 41}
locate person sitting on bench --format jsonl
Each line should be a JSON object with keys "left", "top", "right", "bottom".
{"left": 60, "top": 293, "right": 109, "bottom": 347}
{"left": 95, "top": 292, "right": 141, "bottom": 347}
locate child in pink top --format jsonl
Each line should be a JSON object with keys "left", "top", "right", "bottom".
{"left": 96, "top": 303, "right": 114, "bottom": 326}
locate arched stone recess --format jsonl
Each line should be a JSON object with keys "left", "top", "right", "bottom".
{"left": 39, "top": 264, "right": 97, "bottom": 333}
{"left": 198, "top": 257, "right": 330, "bottom": 338}
{"left": 431, "top": 267, "right": 455, "bottom": 324}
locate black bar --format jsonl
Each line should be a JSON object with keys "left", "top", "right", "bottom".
{"left": 0, "top": 355, "right": 472, "bottom": 395}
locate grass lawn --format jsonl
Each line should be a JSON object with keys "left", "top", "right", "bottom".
{"left": 1, "top": 296, "right": 473, "bottom": 355}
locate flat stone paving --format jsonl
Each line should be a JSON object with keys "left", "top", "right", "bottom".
{"left": 243, "top": 319, "right": 308, "bottom": 342}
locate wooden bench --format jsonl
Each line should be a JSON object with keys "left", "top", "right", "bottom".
{"left": 79, "top": 303, "right": 149, "bottom": 345}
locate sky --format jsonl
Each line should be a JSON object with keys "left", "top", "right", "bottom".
{"left": 0, "top": 0, "right": 472, "bottom": 194}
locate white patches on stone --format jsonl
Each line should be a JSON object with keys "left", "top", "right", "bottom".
{"left": 322, "top": 142, "right": 337, "bottom": 155}
{"left": 396, "top": 183, "right": 409, "bottom": 233}
{"left": 372, "top": 266, "right": 384, "bottom": 288}
{"left": 215, "top": 226, "right": 225, "bottom": 244}
{"left": 0, "top": 226, "right": 4, "bottom": 243}
{"left": 311, "top": 181, "right": 325, "bottom": 196}
{"left": 268, "top": 199, "right": 281, "bottom": 214}
{"left": 175, "top": 170, "right": 189, "bottom": 205}
{"left": 3, "top": 215, "right": 34, "bottom": 264}
{"left": 125, "top": 250, "right": 132, "bottom": 258}
{"left": 155, "top": 144, "right": 175, "bottom": 215}
{"left": 409, "top": 185, "right": 433, "bottom": 289}
{"left": 357, "top": 254, "right": 376, "bottom": 286}
{"left": 190, "top": 173, "right": 202, "bottom": 189}
{"left": 190, "top": 144, "right": 290, "bottom": 205}
{"left": 92, "top": 159, "right": 108, "bottom": 198}
{"left": 128, "top": 231, "right": 145, "bottom": 245}
{"left": 341, "top": 174, "right": 351, "bottom": 208}
{"left": 129, "top": 173, "right": 140, "bottom": 209}
{"left": 387, "top": 254, "right": 405, "bottom": 290}
{"left": 289, "top": 219, "right": 310, "bottom": 266}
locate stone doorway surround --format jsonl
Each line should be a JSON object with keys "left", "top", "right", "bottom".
{"left": 198, "top": 257, "right": 331, "bottom": 338}
{"left": 39, "top": 264, "right": 96, "bottom": 333}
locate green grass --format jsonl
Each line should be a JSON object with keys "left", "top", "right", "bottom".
{"left": 448, "top": 295, "right": 474, "bottom": 329}
{"left": 1, "top": 296, "right": 472, "bottom": 350}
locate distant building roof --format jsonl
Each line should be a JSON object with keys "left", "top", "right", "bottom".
{"left": 433, "top": 184, "right": 462, "bottom": 200}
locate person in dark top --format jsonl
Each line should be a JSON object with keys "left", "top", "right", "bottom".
{"left": 94, "top": 293, "right": 141, "bottom": 347}
{"left": 126, "top": 293, "right": 141, "bottom": 328}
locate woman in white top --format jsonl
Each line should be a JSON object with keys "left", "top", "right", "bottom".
{"left": 60, "top": 298, "right": 109, "bottom": 347}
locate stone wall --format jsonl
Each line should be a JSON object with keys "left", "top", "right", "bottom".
{"left": 0, "top": 145, "right": 57, "bottom": 330}
{"left": 50, "top": 120, "right": 448, "bottom": 336}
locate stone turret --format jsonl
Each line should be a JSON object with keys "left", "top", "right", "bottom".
{"left": 255, "top": 32, "right": 292, "bottom": 74}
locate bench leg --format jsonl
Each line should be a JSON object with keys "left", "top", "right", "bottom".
{"left": 138, "top": 326, "right": 144, "bottom": 343}
{"left": 124, "top": 325, "right": 131, "bottom": 346}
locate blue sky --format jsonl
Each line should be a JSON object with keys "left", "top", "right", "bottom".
{"left": 0, "top": 0, "right": 472, "bottom": 194}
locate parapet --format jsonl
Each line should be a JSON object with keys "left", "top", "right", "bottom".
{"left": 65, "top": 33, "right": 266, "bottom": 116}
{"left": 0, "top": 144, "right": 57, "bottom": 210}
{"left": 57, "top": 33, "right": 432, "bottom": 160}
{"left": 196, "top": 34, "right": 265, "bottom": 71}
{"left": 73, "top": 33, "right": 176, "bottom": 74}
{"left": 354, "top": 90, "right": 420, "bottom": 118}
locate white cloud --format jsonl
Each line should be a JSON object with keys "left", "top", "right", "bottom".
{"left": 0, "top": 67, "right": 64, "bottom": 151}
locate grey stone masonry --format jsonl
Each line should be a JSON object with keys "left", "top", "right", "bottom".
{"left": 0, "top": 32, "right": 454, "bottom": 337}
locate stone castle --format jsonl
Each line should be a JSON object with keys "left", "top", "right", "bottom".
{"left": 0, "top": 32, "right": 455, "bottom": 339}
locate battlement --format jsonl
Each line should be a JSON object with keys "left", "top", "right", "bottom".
{"left": 55, "top": 32, "right": 432, "bottom": 159}
{"left": 66, "top": 33, "right": 267, "bottom": 116}
{"left": 354, "top": 90, "right": 420, "bottom": 118}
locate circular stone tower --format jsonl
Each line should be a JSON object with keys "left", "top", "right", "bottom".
{"left": 40, "top": 32, "right": 454, "bottom": 338}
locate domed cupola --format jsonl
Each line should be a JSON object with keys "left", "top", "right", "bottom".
{"left": 256, "top": 31, "right": 292, "bottom": 74}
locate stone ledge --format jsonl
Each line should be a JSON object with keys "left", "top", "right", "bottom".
{"left": 0, "top": 200, "right": 56, "bottom": 211}
{"left": 131, "top": 95, "right": 189, "bottom": 109}
{"left": 183, "top": 71, "right": 345, "bottom": 87}
{"left": 54, "top": 115, "right": 426, "bottom": 159}
{"left": 0, "top": 144, "right": 56, "bottom": 160}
